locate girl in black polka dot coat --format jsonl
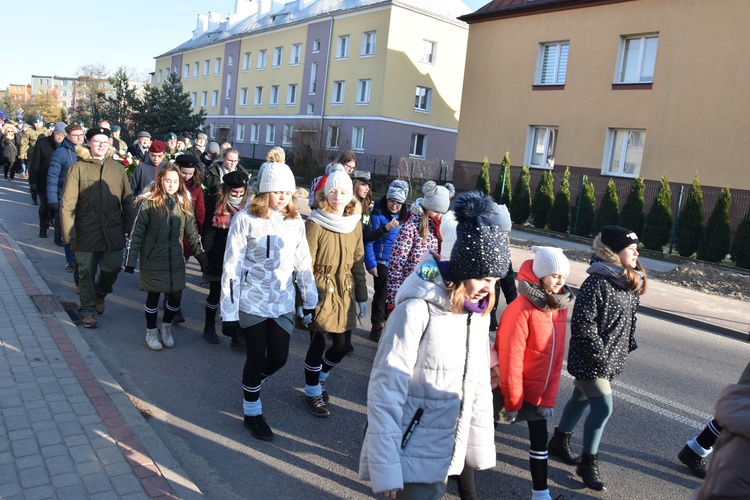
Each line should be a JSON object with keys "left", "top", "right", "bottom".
{"left": 548, "top": 225, "right": 647, "bottom": 492}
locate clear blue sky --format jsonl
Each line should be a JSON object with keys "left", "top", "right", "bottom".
{"left": 2, "top": 0, "right": 489, "bottom": 88}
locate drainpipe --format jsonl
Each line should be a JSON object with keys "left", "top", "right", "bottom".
{"left": 319, "top": 16, "right": 334, "bottom": 136}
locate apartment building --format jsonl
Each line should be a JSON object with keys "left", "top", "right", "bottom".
{"left": 31, "top": 75, "right": 82, "bottom": 110}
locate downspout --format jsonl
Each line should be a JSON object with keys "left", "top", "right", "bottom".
{"left": 319, "top": 16, "right": 334, "bottom": 134}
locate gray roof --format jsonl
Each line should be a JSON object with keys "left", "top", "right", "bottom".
{"left": 157, "top": 0, "right": 471, "bottom": 58}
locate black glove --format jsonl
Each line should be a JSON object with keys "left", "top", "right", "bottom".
{"left": 196, "top": 253, "right": 209, "bottom": 273}
{"left": 124, "top": 266, "right": 135, "bottom": 274}
{"left": 222, "top": 321, "right": 240, "bottom": 337}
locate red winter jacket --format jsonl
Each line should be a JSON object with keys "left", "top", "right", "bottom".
{"left": 495, "top": 260, "right": 569, "bottom": 412}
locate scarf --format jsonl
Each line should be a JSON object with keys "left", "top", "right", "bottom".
{"left": 587, "top": 259, "right": 644, "bottom": 291}
{"left": 518, "top": 280, "right": 574, "bottom": 311}
{"left": 212, "top": 202, "right": 239, "bottom": 229}
{"left": 464, "top": 296, "right": 489, "bottom": 314}
{"left": 429, "top": 215, "right": 442, "bottom": 254}
{"left": 307, "top": 208, "right": 360, "bottom": 233}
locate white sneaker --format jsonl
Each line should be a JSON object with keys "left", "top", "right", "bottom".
{"left": 145, "top": 328, "right": 162, "bottom": 351}
{"left": 159, "top": 322, "right": 175, "bottom": 348}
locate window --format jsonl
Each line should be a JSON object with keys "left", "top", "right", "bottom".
{"left": 257, "top": 49, "right": 267, "bottom": 69}
{"left": 211, "top": 90, "right": 219, "bottom": 107}
{"left": 190, "top": 92, "right": 197, "bottom": 108}
{"left": 273, "top": 47, "right": 283, "bottom": 67}
{"left": 242, "top": 52, "right": 251, "bottom": 71}
{"left": 254, "top": 86, "right": 263, "bottom": 106}
{"left": 236, "top": 123, "right": 245, "bottom": 142}
{"left": 356, "top": 79, "right": 371, "bottom": 104}
{"left": 352, "top": 127, "right": 366, "bottom": 151}
{"left": 157, "top": 70, "right": 162, "bottom": 83}
{"left": 287, "top": 84, "right": 297, "bottom": 105}
{"left": 270, "top": 85, "right": 279, "bottom": 106}
{"left": 605, "top": 129, "right": 645, "bottom": 177}
{"left": 282, "top": 124, "right": 293, "bottom": 146}
{"left": 309, "top": 63, "right": 318, "bottom": 94}
{"left": 250, "top": 123, "right": 260, "bottom": 143}
{"left": 214, "top": 57, "right": 222, "bottom": 74}
{"left": 239, "top": 87, "right": 248, "bottom": 106}
{"left": 526, "top": 126, "right": 558, "bottom": 168}
{"left": 312, "top": 39, "right": 320, "bottom": 53}
{"left": 227, "top": 55, "right": 234, "bottom": 66}
{"left": 225, "top": 75, "right": 232, "bottom": 99}
{"left": 336, "top": 35, "right": 349, "bottom": 59}
{"left": 173, "top": 65, "right": 177, "bottom": 75}
{"left": 617, "top": 34, "right": 658, "bottom": 83}
{"left": 201, "top": 91, "right": 207, "bottom": 107}
{"left": 266, "top": 124, "right": 276, "bottom": 144}
{"left": 62, "top": 90, "right": 67, "bottom": 97}
{"left": 327, "top": 126, "right": 340, "bottom": 149}
{"left": 361, "top": 31, "right": 376, "bottom": 56}
{"left": 307, "top": 103, "right": 315, "bottom": 115}
{"left": 193, "top": 62, "right": 199, "bottom": 78}
{"left": 332, "top": 81, "right": 345, "bottom": 104}
{"left": 421, "top": 40, "right": 436, "bottom": 64}
{"left": 204, "top": 59, "right": 210, "bottom": 76}
{"left": 536, "top": 42, "right": 569, "bottom": 85}
{"left": 410, "top": 133, "right": 426, "bottom": 158}
{"left": 291, "top": 44, "right": 302, "bottom": 65}
{"left": 414, "top": 86, "right": 431, "bottom": 112}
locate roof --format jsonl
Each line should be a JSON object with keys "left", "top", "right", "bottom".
{"left": 157, "top": 0, "right": 471, "bottom": 58}
{"left": 460, "top": 0, "right": 632, "bottom": 23}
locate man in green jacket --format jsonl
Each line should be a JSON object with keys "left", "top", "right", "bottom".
{"left": 60, "top": 126, "right": 135, "bottom": 329}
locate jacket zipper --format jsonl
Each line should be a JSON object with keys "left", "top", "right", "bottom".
{"left": 167, "top": 197, "right": 174, "bottom": 292}
{"left": 542, "top": 312, "right": 554, "bottom": 393}
{"left": 450, "top": 312, "right": 473, "bottom": 460}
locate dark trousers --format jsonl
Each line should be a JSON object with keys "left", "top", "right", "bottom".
{"left": 38, "top": 191, "right": 52, "bottom": 229}
{"left": 370, "top": 263, "right": 389, "bottom": 327}
{"left": 490, "top": 260, "right": 518, "bottom": 331}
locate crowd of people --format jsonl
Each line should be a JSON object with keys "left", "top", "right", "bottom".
{"left": 3, "top": 115, "right": 744, "bottom": 500}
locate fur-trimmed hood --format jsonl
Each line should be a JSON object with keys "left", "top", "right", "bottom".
{"left": 592, "top": 233, "right": 622, "bottom": 265}
{"left": 75, "top": 144, "right": 116, "bottom": 161}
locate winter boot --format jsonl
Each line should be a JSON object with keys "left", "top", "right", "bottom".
{"left": 678, "top": 444, "right": 708, "bottom": 478}
{"left": 145, "top": 328, "right": 163, "bottom": 351}
{"left": 548, "top": 427, "right": 581, "bottom": 465}
{"left": 244, "top": 414, "right": 273, "bottom": 442}
{"left": 203, "top": 323, "right": 220, "bottom": 344}
{"left": 159, "top": 322, "right": 175, "bottom": 348}
{"left": 230, "top": 332, "right": 246, "bottom": 350}
{"left": 369, "top": 322, "right": 384, "bottom": 342}
{"left": 577, "top": 453, "right": 606, "bottom": 491}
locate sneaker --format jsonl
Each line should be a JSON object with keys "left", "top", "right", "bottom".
{"left": 159, "top": 322, "right": 175, "bottom": 348}
{"left": 230, "top": 333, "right": 246, "bottom": 350}
{"left": 244, "top": 414, "right": 273, "bottom": 442}
{"left": 172, "top": 310, "right": 185, "bottom": 324}
{"left": 81, "top": 315, "right": 98, "bottom": 329}
{"left": 320, "top": 381, "right": 329, "bottom": 403}
{"left": 95, "top": 297, "right": 105, "bottom": 314}
{"left": 203, "top": 324, "right": 220, "bottom": 344}
{"left": 678, "top": 445, "right": 708, "bottom": 478}
{"left": 145, "top": 328, "right": 163, "bottom": 351}
{"left": 64, "top": 262, "right": 74, "bottom": 273}
{"left": 304, "top": 394, "right": 330, "bottom": 418}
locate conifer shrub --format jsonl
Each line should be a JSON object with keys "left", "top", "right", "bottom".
{"left": 548, "top": 167, "right": 571, "bottom": 233}
{"left": 572, "top": 178, "right": 596, "bottom": 236}
{"left": 619, "top": 177, "right": 646, "bottom": 237}
{"left": 531, "top": 170, "right": 555, "bottom": 229}
{"left": 641, "top": 175, "right": 673, "bottom": 251}
{"left": 730, "top": 204, "right": 750, "bottom": 269}
{"left": 475, "top": 157, "right": 491, "bottom": 195}
{"left": 674, "top": 174, "right": 704, "bottom": 257}
{"left": 510, "top": 166, "right": 531, "bottom": 224}
{"left": 493, "top": 150, "right": 512, "bottom": 207}
{"left": 593, "top": 179, "right": 619, "bottom": 235}
{"left": 698, "top": 187, "right": 732, "bottom": 263}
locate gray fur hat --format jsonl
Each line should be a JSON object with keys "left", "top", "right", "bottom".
{"left": 386, "top": 180, "right": 409, "bottom": 204}
{"left": 420, "top": 181, "right": 455, "bottom": 213}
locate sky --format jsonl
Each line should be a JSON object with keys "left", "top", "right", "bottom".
{"left": 2, "top": 0, "right": 488, "bottom": 89}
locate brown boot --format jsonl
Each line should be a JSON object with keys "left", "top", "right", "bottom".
{"left": 95, "top": 297, "right": 105, "bottom": 315}
{"left": 81, "top": 315, "right": 98, "bottom": 329}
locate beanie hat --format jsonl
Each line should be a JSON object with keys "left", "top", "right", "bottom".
{"left": 387, "top": 179, "right": 409, "bottom": 204}
{"left": 324, "top": 170, "right": 353, "bottom": 203}
{"left": 325, "top": 162, "right": 346, "bottom": 175}
{"left": 164, "top": 132, "right": 177, "bottom": 141}
{"left": 148, "top": 140, "right": 166, "bottom": 153}
{"left": 223, "top": 170, "right": 249, "bottom": 189}
{"left": 86, "top": 127, "right": 110, "bottom": 140}
{"left": 174, "top": 155, "right": 199, "bottom": 168}
{"left": 53, "top": 122, "right": 67, "bottom": 135}
{"left": 207, "top": 141, "right": 220, "bottom": 154}
{"left": 439, "top": 210, "right": 458, "bottom": 259}
{"left": 449, "top": 192, "right": 508, "bottom": 280}
{"left": 197, "top": 132, "right": 208, "bottom": 140}
{"left": 490, "top": 204, "right": 512, "bottom": 232}
{"left": 420, "top": 181, "right": 455, "bottom": 213}
{"left": 258, "top": 162, "right": 295, "bottom": 193}
{"left": 601, "top": 225, "right": 639, "bottom": 253}
{"left": 531, "top": 246, "right": 570, "bottom": 279}
{"left": 137, "top": 131, "right": 151, "bottom": 139}
{"left": 352, "top": 170, "right": 372, "bottom": 185}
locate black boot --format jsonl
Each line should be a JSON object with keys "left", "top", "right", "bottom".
{"left": 230, "top": 332, "right": 246, "bottom": 350}
{"left": 548, "top": 427, "right": 581, "bottom": 465}
{"left": 344, "top": 330, "right": 354, "bottom": 353}
{"left": 39, "top": 227, "right": 47, "bottom": 238}
{"left": 577, "top": 453, "right": 606, "bottom": 491}
{"left": 202, "top": 323, "right": 220, "bottom": 344}
{"left": 369, "top": 322, "right": 384, "bottom": 342}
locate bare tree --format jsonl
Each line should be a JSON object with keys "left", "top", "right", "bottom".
{"left": 70, "top": 63, "right": 110, "bottom": 126}
{"left": 290, "top": 118, "right": 351, "bottom": 180}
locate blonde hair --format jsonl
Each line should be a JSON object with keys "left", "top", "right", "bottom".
{"left": 136, "top": 164, "right": 192, "bottom": 214}
{"left": 249, "top": 192, "right": 299, "bottom": 220}
{"left": 315, "top": 189, "right": 360, "bottom": 216}
{"left": 266, "top": 147, "right": 285, "bottom": 163}
{"left": 448, "top": 281, "right": 495, "bottom": 316}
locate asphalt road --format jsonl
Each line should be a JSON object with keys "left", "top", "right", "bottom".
{"left": 1, "top": 178, "right": 748, "bottom": 499}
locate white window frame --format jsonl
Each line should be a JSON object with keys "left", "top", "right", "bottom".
{"left": 200, "top": 91, "right": 207, "bottom": 107}
{"left": 273, "top": 47, "right": 283, "bottom": 67}
{"left": 616, "top": 34, "right": 658, "bottom": 84}
{"left": 236, "top": 123, "right": 245, "bottom": 142}
{"left": 535, "top": 41, "right": 569, "bottom": 85}
{"left": 214, "top": 57, "right": 222, "bottom": 75}
{"left": 356, "top": 79, "right": 371, "bottom": 104}
{"left": 239, "top": 87, "right": 248, "bottom": 106}
{"left": 361, "top": 31, "right": 376, "bottom": 57}
{"left": 603, "top": 128, "right": 645, "bottom": 177}
{"left": 282, "top": 124, "right": 293, "bottom": 146}
{"left": 227, "top": 54, "right": 234, "bottom": 67}
{"left": 242, "top": 52, "right": 251, "bottom": 71}
{"left": 183, "top": 64, "right": 190, "bottom": 79}
{"left": 332, "top": 81, "right": 345, "bottom": 105}
{"left": 525, "top": 126, "right": 559, "bottom": 169}
{"left": 336, "top": 35, "right": 350, "bottom": 59}
{"left": 309, "top": 63, "right": 318, "bottom": 94}
{"left": 203, "top": 60, "right": 210, "bottom": 76}
{"left": 414, "top": 86, "right": 431, "bottom": 112}
{"left": 307, "top": 103, "right": 315, "bottom": 115}
{"left": 286, "top": 84, "right": 297, "bottom": 105}
{"left": 250, "top": 123, "right": 260, "bottom": 143}
{"left": 266, "top": 124, "right": 276, "bottom": 144}
{"left": 225, "top": 74, "right": 232, "bottom": 99}
{"left": 193, "top": 62, "right": 199, "bottom": 78}
{"left": 421, "top": 40, "right": 436, "bottom": 64}
{"left": 312, "top": 40, "right": 320, "bottom": 53}
{"left": 270, "top": 85, "right": 279, "bottom": 106}
{"left": 211, "top": 90, "right": 219, "bottom": 107}
{"left": 409, "top": 133, "right": 427, "bottom": 158}
{"left": 157, "top": 70, "right": 162, "bottom": 83}
{"left": 291, "top": 43, "right": 302, "bottom": 65}
{"left": 327, "top": 125, "right": 340, "bottom": 150}
{"left": 352, "top": 126, "right": 366, "bottom": 152}
{"left": 190, "top": 92, "right": 197, "bottom": 108}
{"left": 257, "top": 49, "right": 267, "bottom": 70}
{"left": 254, "top": 86, "right": 263, "bottom": 106}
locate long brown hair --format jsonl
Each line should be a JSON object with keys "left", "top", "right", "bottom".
{"left": 448, "top": 280, "right": 495, "bottom": 316}
{"left": 624, "top": 260, "right": 648, "bottom": 295}
{"left": 136, "top": 164, "right": 192, "bottom": 214}
{"left": 353, "top": 179, "right": 372, "bottom": 216}
{"left": 249, "top": 192, "right": 299, "bottom": 220}
{"left": 315, "top": 189, "right": 360, "bottom": 216}
{"left": 215, "top": 182, "right": 249, "bottom": 214}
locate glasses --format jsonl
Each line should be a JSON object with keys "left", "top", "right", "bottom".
{"left": 387, "top": 199, "right": 403, "bottom": 206}
{"left": 90, "top": 140, "right": 109, "bottom": 146}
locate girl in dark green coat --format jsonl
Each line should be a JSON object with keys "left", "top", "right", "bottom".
{"left": 125, "top": 165, "right": 208, "bottom": 351}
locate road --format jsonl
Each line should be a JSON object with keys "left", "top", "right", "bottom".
{"left": 1, "top": 178, "right": 747, "bottom": 499}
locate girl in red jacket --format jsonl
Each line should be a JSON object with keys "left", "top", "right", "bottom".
{"left": 493, "top": 246, "right": 574, "bottom": 500}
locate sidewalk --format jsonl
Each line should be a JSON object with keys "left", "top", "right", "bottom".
{"left": 0, "top": 230, "right": 203, "bottom": 500}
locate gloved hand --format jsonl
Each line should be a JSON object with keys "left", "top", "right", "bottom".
{"left": 499, "top": 409, "right": 517, "bottom": 424}
{"left": 196, "top": 253, "right": 209, "bottom": 273}
{"left": 357, "top": 301, "right": 367, "bottom": 318}
{"left": 48, "top": 202, "right": 59, "bottom": 210}
{"left": 124, "top": 266, "right": 135, "bottom": 274}
{"left": 537, "top": 406, "right": 555, "bottom": 420}
{"left": 296, "top": 306, "right": 315, "bottom": 327}
{"left": 222, "top": 321, "right": 240, "bottom": 337}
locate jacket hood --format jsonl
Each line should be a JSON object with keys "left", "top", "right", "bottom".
{"left": 395, "top": 252, "right": 452, "bottom": 312}
{"left": 75, "top": 144, "right": 115, "bottom": 161}
{"left": 516, "top": 260, "right": 540, "bottom": 284}
{"left": 592, "top": 234, "right": 622, "bottom": 265}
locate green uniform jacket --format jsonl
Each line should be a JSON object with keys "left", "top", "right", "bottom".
{"left": 20, "top": 127, "right": 42, "bottom": 161}
{"left": 124, "top": 194, "right": 204, "bottom": 293}
{"left": 60, "top": 146, "right": 134, "bottom": 252}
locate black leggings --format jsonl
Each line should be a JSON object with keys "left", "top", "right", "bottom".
{"left": 145, "top": 291, "right": 182, "bottom": 329}
{"left": 304, "top": 331, "right": 348, "bottom": 386}
{"left": 242, "top": 320, "right": 290, "bottom": 402}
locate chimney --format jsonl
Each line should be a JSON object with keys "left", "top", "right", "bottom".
{"left": 229, "top": 0, "right": 258, "bottom": 26}
{"left": 300, "top": 0, "right": 316, "bottom": 9}
{"left": 207, "top": 11, "right": 222, "bottom": 32}
{"left": 193, "top": 13, "right": 208, "bottom": 39}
